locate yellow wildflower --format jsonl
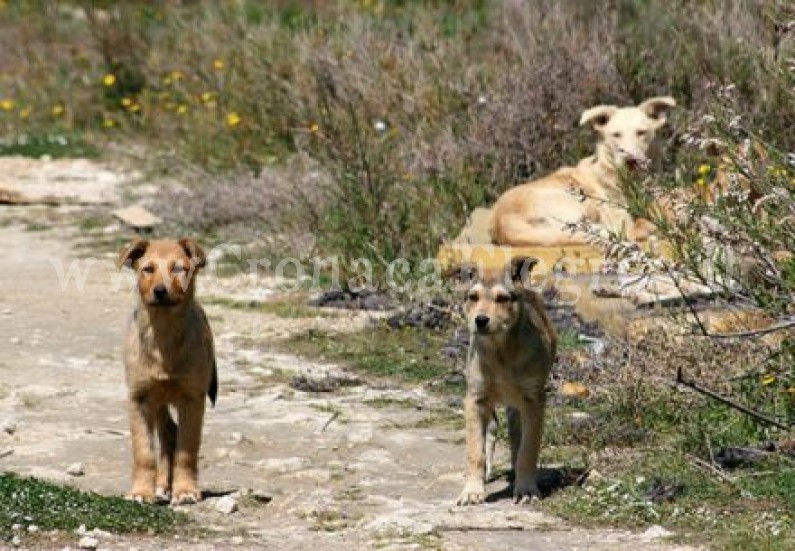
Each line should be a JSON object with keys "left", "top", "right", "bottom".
{"left": 761, "top": 374, "right": 776, "bottom": 386}
{"left": 0, "top": 98, "right": 14, "bottom": 111}
{"left": 170, "top": 70, "right": 185, "bottom": 81}
{"left": 51, "top": 104, "right": 64, "bottom": 117}
{"left": 162, "top": 76, "right": 173, "bottom": 86}
{"left": 697, "top": 164, "right": 711, "bottom": 176}
{"left": 200, "top": 92, "right": 215, "bottom": 103}
{"left": 309, "top": 122, "right": 319, "bottom": 133}
{"left": 121, "top": 97, "right": 132, "bottom": 107}
{"left": 176, "top": 104, "right": 188, "bottom": 115}
{"left": 102, "top": 118, "right": 116, "bottom": 128}
{"left": 212, "top": 59, "right": 225, "bottom": 71}
{"left": 128, "top": 103, "right": 141, "bottom": 113}
{"left": 102, "top": 73, "right": 116, "bottom": 87}
{"left": 18, "top": 107, "right": 31, "bottom": 119}
{"left": 696, "top": 177, "right": 706, "bottom": 188}
{"left": 225, "top": 112, "right": 242, "bottom": 127}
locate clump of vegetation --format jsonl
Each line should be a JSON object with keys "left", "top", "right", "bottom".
{"left": 0, "top": 473, "right": 183, "bottom": 536}
{"left": 1, "top": 0, "right": 792, "bottom": 277}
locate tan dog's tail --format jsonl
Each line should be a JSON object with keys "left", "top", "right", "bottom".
{"left": 208, "top": 359, "right": 218, "bottom": 407}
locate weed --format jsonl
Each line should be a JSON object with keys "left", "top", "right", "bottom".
{"left": 0, "top": 473, "right": 183, "bottom": 536}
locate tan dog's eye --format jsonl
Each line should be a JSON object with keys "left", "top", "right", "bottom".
{"left": 467, "top": 292, "right": 479, "bottom": 302}
{"left": 636, "top": 129, "right": 647, "bottom": 137}
{"left": 141, "top": 265, "right": 155, "bottom": 274}
{"left": 494, "top": 294, "right": 513, "bottom": 304}
{"left": 611, "top": 132, "right": 622, "bottom": 139}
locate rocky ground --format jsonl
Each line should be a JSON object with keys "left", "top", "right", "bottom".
{"left": 0, "top": 157, "right": 701, "bottom": 550}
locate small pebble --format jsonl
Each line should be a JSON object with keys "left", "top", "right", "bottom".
{"left": 1, "top": 308, "right": 11, "bottom": 315}
{"left": 214, "top": 495, "right": 238, "bottom": 514}
{"left": 10, "top": 337, "right": 21, "bottom": 345}
{"left": 66, "top": 462, "right": 85, "bottom": 476}
{"left": 27, "top": 525, "right": 39, "bottom": 533}
{"left": 231, "top": 536, "right": 244, "bottom": 546}
{"left": 77, "top": 535, "right": 99, "bottom": 550}
{"left": 11, "top": 535, "right": 21, "bottom": 547}
{"left": 11, "top": 524, "right": 22, "bottom": 531}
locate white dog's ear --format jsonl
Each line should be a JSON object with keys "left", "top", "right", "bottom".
{"left": 579, "top": 105, "right": 618, "bottom": 130}
{"left": 638, "top": 96, "right": 676, "bottom": 127}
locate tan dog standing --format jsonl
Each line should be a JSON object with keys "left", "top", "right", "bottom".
{"left": 490, "top": 96, "right": 676, "bottom": 246}
{"left": 118, "top": 238, "right": 217, "bottom": 505}
{"left": 456, "top": 258, "right": 557, "bottom": 505}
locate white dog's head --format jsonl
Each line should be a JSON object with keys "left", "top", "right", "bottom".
{"left": 580, "top": 96, "right": 676, "bottom": 171}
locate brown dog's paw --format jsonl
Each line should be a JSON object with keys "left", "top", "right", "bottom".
{"left": 126, "top": 489, "right": 155, "bottom": 504}
{"left": 456, "top": 482, "right": 486, "bottom": 506}
{"left": 154, "top": 486, "right": 172, "bottom": 504}
{"left": 171, "top": 487, "right": 202, "bottom": 506}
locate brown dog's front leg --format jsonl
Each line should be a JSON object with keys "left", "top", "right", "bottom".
{"left": 171, "top": 397, "right": 205, "bottom": 505}
{"left": 457, "top": 394, "right": 492, "bottom": 505}
{"left": 513, "top": 398, "right": 545, "bottom": 503}
{"left": 155, "top": 406, "right": 177, "bottom": 501}
{"left": 127, "top": 398, "right": 157, "bottom": 502}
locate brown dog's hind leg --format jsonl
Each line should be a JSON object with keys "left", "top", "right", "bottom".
{"left": 457, "top": 395, "right": 493, "bottom": 505}
{"left": 171, "top": 397, "right": 205, "bottom": 505}
{"left": 512, "top": 398, "right": 545, "bottom": 503}
{"left": 155, "top": 406, "right": 177, "bottom": 501}
{"left": 127, "top": 398, "right": 158, "bottom": 503}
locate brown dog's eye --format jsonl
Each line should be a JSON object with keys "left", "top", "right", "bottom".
{"left": 494, "top": 294, "right": 513, "bottom": 304}
{"left": 467, "top": 292, "right": 479, "bottom": 302}
{"left": 636, "top": 130, "right": 647, "bottom": 137}
{"left": 141, "top": 265, "right": 155, "bottom": 274}
{"left": 612, "top": 132, "right": 622, "bottom": 139}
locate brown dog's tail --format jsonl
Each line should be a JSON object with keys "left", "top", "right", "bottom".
{"left": 208, "top": 359, "right": 218, "bottom": 407}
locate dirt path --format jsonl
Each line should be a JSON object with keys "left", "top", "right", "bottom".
{"left": 0, "top": 158, "right": 700, "bottom": 550}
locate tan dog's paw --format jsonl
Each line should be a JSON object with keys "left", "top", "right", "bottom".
{"left": 513, "top": 476, "right": 542, "bottom": 504}
{"left": 456, "top": 481, "right": 486, "bottom": 506}
{"left": 171, "top": 486, "right": 202, "bottom": 505}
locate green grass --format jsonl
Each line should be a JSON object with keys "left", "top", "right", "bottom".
{"left": 0, "top": 132, "right": 99, "bottom": 159}
{"left": 0, "top": 473, "right": 184, "bottom": 536}
{"left": 542, "top": 453, "right": 795, "bottom": 550}
{"left": 279, "top": 324, "right": 457, "bottom": 388}
{"left": 205, "top": 296, "right": 338, "bottom": 319}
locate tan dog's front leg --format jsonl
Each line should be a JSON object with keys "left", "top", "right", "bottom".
{"left": 155, "top": 407, "right": 177, "bottom": 501}
{"left": 457, "top": 395, "right": 493, "bottom": 505}
{"left": 512, "top": 398, "right": 545, "bottom": 503}
{"left": 128, "top": 398, "right": 157, "bottom": 502}
{"left": 171, "top": 397, "right": 205, "bottom": 505}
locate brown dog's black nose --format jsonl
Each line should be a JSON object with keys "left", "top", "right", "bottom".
{"left": 153, "top": 284, "right": 168, "bottom": 301}
{"left": 475, "top": 315, "right": 490, "bottom": 330}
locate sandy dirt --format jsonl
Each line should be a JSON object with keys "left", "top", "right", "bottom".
{"left": 0, "top": 157, "right": 701, "bottom": 550}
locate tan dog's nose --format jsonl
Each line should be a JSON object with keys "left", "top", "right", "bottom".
{"left": 475, "top": 314, "right": 490, "bottom": 330}
{"left": 153, "top": 284, "right": 168, "bottom": 301}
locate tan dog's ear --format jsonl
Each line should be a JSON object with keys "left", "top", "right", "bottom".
{"left": 638, "top": 96, "right": 676, "bottom": 127}
{"left": 118, "top": 238, "right": 149, "bottom": 270}
{"left": 447, "top": 262, "right": 480, "bottom": 288}
{"left": 579, "top": 105, "right": 618, "bottom": 130}
{"left": 508, "top": 256, "right": 539, "bottom": 287}
{"left": 179, "top": 237, "right": 207, "bottom": 269}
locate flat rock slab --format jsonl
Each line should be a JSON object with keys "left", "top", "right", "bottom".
{"left": 112, "top": 205, "right": 162, "bottom": 230}
{"left": 0, "top": 156, "right": 127, "bottom": 204}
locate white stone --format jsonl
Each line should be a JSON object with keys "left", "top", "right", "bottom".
{"left": 641, "top": 524, "right": 673, "bottom": 541}
{"left": 77, "top": 536, "right": 99, "bottom": 550}
{"left": 214, "top": 495, "right": 238, "bottom": 514}
{"left": 66, "top": 462, "right": 85, "bottom": 476}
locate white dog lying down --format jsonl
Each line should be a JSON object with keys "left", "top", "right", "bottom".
{"left": 490, "top": 96, "right": 676, "bottom": 247}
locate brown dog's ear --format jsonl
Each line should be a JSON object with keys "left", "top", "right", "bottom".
{"left": 118, "top": 238, "right": 149, "bottom": 270}
{"left": 179, "top": 237, "right": 207, "bottom": 269}
{"left": 508, "top": 256, "right": 539, "bottom": 287}
{"left": 579, "top": 105, "right": 618, "bottom": 130}
{"left": 638, "top": 96, "right": 676, "bottom": 127}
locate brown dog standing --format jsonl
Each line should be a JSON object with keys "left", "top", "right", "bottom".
{"left": 118, "top": 237, "right": 217, "bottom": 505}
{"left": 456, "top": 258, "right": 556, "bottom": 505}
